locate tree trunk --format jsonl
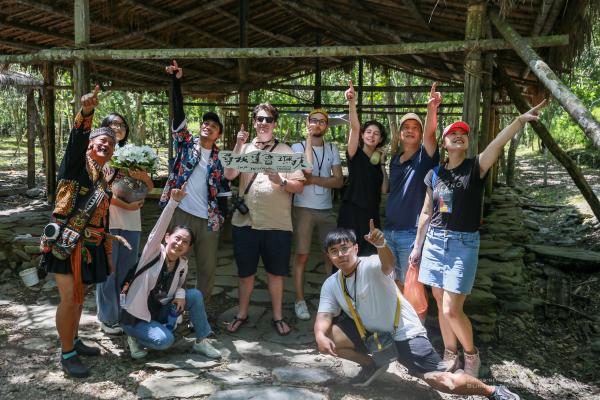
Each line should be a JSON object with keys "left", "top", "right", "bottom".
{"left": 490, "top": 11, "right": 600, "bottom": 149}
{"left": 505, "top": 127, "right": 522, "bottom": 187}
{"left": 498, "top": 66, "right": 600, "bottom": 221}
{"left": 26, "top": 90, "right": 36, "bottom": 188}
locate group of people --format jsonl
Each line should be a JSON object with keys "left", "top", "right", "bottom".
{"left": 39, "top": 59, "right": 545, "bottom": 399}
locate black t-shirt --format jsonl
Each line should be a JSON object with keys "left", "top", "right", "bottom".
{"left": 424, "top": 157, "right": 487, "bottom": 232}
{"left": 342, "top": 147, "right": 383, "bottom": 212}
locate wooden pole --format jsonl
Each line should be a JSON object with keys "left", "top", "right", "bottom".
{"left": 489, "top": 11, "right": 600, "bottom": 149}
{"left": 167, "top": 87, "right": 174, "bottom": 163}
{"left": 314, "top": 32, "right": 322, "bottom": 108}
{"left": 73, "top": 0, "right": 90, "bottom": 110}
{"left": 462, "top": 2, "right": 485, "bottom": 157}
{"left": 238, "top": 0, "right": 249, "bottom": 128}
{"left": 498, "top": 67, "right": 600, "bottom": 221}
{"left": 357, "top": 58, "right": 364, "bottom": 120}
{"left": 43, "top": 63, "right": 56, "bottom": 202}
{"left": 26, "top": 90, "right": 36, "bottom": 189}
{"left": 481, "top": 52, "right": 494, "bottom": 203}
{"left": 0, "top": 36, "right": 569, "bottom": 63}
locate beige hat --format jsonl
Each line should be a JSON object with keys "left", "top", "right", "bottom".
{"left": 399, "top": 113, "right": 423, "bottom": 131}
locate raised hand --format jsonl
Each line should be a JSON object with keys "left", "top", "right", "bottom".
{"left": 364, "top": 219, "right": 385, "bottom": 248}
{"left": 344, "top": 80, "right": 355, "bottom": 102}
{"left": 165, "top": 59, "right": 183, "bottom": 79}
{"left": 81, "top": 85, "right": 100, "bottom": 115}
{"left": 171, "top": 182, "right": 187, "bottom": 202}
{"left": 427, "top": 82, "right": 442, "bottom": 110}
{"left": 518, "top": 99, "right": 547, "bottom": 124}
{"left": 237, "top": 124, "right": 249, "bottom": 145}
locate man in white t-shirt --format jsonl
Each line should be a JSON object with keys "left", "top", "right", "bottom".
{"left": 314, "top": 225, "right": 521, "bottom": 400}
{"left": 291, "top": 109, "right": 343, "bottom": 321}
{"left": 160, "top": 61, "right": 230, "bottom": 303}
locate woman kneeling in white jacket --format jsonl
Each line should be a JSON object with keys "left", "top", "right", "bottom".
{"left": 120, "top": 184, "right": 220, "bottom": 359}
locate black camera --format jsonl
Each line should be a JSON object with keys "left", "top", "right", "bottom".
{"left": 231, "top": 195, "right": 249, "bottom": 215}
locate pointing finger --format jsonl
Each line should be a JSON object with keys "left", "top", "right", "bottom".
{"left": 430, "top": 82, "right": 437, "bottom": 96}
{"left": 369, "top": 218, "right": 375, "bottom": 232}
{"left": 92, "top": 84, "right": 100, "bottom": 98}
{"left": 348, "top": 80, "right": 354, "bottom": 90}
{"left": 172, "top": 59, "right": 178, "bottom": 68}
{"left": 240, "top": 123, "right": 245, "bottom": 131}
{"left": 532, "top": 99, "right": 547, "bottom": 111}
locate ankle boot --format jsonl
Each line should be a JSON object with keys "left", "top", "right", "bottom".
{"left": 442, "top": 348, "right": 460, "bottom": 372}
{"left": 464, "top": 347, "right": 481, "bottom": 378}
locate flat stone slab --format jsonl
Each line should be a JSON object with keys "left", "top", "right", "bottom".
{"left": 215, "top": 264, "right": 239, "bottom": 276}
{"left": 208, "top": 386, "right": 327, "bottom": 400}
{"left": 138, "top": 370, "right": 217, "bottom": 399}
{"left": 145, "top": 354, "right": 221, "bottom": 370}
{"left": 218, "top": 305, "right": 266, "bottom": 336}
{"left": 525, "top": 244, "right": 600, "bottom": 266}
{"left": 206, "top": 370, "right": 261, "bottom": 386}
{"left": 21, "top": 337, "right": 54, "bottom": 351}
{"left": 212, "top": 286, "right": 224, "bottom": 296}
{"left": 272, "top": 366, "right": 334, "bottom": 385}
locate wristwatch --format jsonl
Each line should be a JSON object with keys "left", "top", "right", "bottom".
{"left": 279, "top": 179, "right": 288, "bottom": 187}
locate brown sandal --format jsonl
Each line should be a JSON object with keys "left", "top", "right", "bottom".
{"left": 272, "top": 319, "right": 291, "bottom": 336}
{"left": 225, "top": 316, "right": 248, "bottom": 333}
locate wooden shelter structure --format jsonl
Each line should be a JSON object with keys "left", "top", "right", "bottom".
{"left": 0, "top": 0, "right": 599, "bottom": 218}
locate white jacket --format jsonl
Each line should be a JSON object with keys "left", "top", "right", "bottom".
{"left": 122, "top": 198, "right": 188, "bottom": 322}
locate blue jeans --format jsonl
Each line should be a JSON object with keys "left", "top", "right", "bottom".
{"left": 419, "top": 227, "right": 480, "bottom": 295}
{"left": 121, "top": 289, "right": 211, "bottom": 350}
{"left": 96, "top": 229, "right": 140, "bottom": 325}
{"left": 384, "top": 229, "right": 416, "bottom": 283}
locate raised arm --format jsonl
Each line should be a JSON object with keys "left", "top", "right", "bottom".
{"left": 138, "top": 184, "right": 187, "bottom": 267}
{"left": 345, "top": 80, "right": 361, "bottom": 159}
{"left": 478, "top": 100, "right": 546, "bottom": 178}
{"left": 364, "top": 219, "right": 395, "bottom": 275}
{"left": 303, "top": 128, "right": 314, "bottom": 174}
{"left": 409, "top": 188, "right": 433, "bottom": 266}
{"left": 224, "top": 124, "right": 248, "bottom": 181}
{"left": 165, "top": 60, "right": 187, "bottom": 136}
{"left": 423, "top": 82, "right": 441, "bottom": 157}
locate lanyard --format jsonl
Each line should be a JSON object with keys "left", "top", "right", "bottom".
{"left": 311, "top": 145, "right": 325, "bottom": 177}
{"left": 339, "top": 268, "right": 401, "bottom": 341}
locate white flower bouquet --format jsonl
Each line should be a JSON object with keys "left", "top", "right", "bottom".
{"left": 110, "top": 144, "right": 159, "bottom": 174}
{"left": 109, "top": 144, "right": 159, "bottom": 203}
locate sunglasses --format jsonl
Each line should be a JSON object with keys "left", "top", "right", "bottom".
{"left": 256, "top": 116, "right": 275, "bottom": 123}
{"left": 110, "top": 122, "right": 126, "bottom": 130}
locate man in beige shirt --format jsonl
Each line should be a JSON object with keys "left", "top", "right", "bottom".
{"left": 224, "top": 103, "right": 305, "bottom": 336}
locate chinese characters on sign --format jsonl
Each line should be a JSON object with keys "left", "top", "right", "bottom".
{"left": 220, "top": 150, "right": 312, "bottom": 173}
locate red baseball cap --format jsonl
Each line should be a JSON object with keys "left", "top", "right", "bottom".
{"left": 442, "top": 121, "right": 470, "bottom": 138}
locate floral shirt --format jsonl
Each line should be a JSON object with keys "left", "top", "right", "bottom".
{"left": 159, "top": 123, "right": 230, "bottom": 231}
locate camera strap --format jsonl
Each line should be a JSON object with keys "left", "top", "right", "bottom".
{"left": 243, "top": 139, "right": 279, "bottom": 195}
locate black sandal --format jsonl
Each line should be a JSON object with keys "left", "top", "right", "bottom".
{"left": 272, "top": 319, "right": 291, "bottom": 336}
{"left": 225, "top": 316, "right": 248, "bottom": 333}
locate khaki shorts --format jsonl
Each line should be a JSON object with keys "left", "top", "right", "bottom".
{"left": 293, "top": 206, "right": 337, "bottom": 255}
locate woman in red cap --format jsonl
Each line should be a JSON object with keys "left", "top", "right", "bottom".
{"left": 409, "top": 100, "right": 546, "bottom": 378}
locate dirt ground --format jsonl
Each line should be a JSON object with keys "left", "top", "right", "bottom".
{"left": 0, "top": 149, "right": 599, "bottom": 399}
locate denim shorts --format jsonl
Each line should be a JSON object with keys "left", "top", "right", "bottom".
{"left": 418, "top": 227, "right": 480, "bottom": 294}
{"left": 384, "top": 229, "right": 416, "bottom": 283}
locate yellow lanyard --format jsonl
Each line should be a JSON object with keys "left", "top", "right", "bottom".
{"left": 339, "top": 270, "right": 401, "bottom": 341}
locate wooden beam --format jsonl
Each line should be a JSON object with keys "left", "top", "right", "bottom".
{"left": 0, "top": 35, "right": 568, "bottom": 63}
{"left": 26, "top": 90, "right": 36, "bottom": 188}
{"left": 462, "top": 2, "right": 485, "bottom": 157}
{"left": 498, "top": 66, "right": 600, "bottom": 221}
{"left": 43, "top": 64, "right": 56, "bottom": 202}
{"left": 238, "top": 0, "right": 249, "bottom": 128}
{"left": 93, "top": 0, "right": 236, "bottom": 47}
{"left": 490, "top": 10, "right": 600, "bottom": 149}
{"left": 73, "top": 0, "right": 90, "bottom": 111}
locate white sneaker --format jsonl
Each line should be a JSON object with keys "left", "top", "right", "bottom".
{"left": 101, "top": 322, "right": 123, "bottom": 335}
{"left": 294, "top": 300, "right": 311, "bottom": 320}
{"left": 193, "top": 338, "right": 221, "bottom": 359}
{"left": 127, "top": 336, "right": 147, "bottom": 360}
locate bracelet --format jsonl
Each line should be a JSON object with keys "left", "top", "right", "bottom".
{"left": 374, "top": 239, "right": 387, "bottom": 249}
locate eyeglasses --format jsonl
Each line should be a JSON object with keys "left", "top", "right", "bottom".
{"left": 256, "top": 116, "right": 275, "bottom": 123}
{"left": 327, "top": 245, "right": 353, "bottom": 257}
{"left": 309, "top": 118, "right": 327, "bottom": 126}
{"left": 110, "top": 122, "right": 126, "bottom": 130}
